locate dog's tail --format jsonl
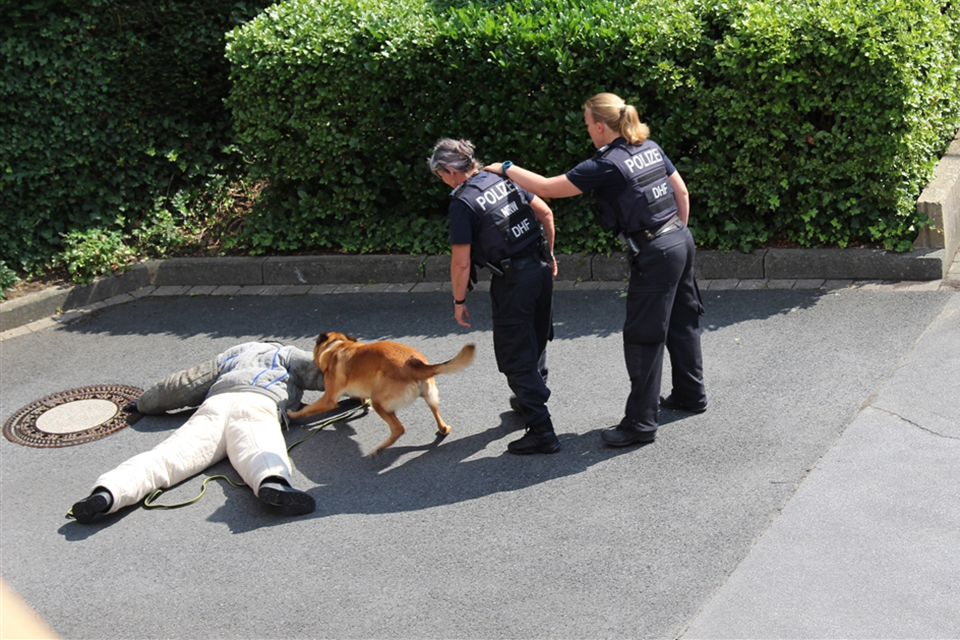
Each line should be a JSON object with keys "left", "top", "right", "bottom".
{"left": 408, "top": 344, "right": 476, "bottom": 379}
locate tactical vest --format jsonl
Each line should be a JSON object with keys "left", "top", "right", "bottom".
{"left": 590, "top": 139, "right": 678, "bottom": 235}
{"left": 454, "top": 171, "right": 542, "bottom": 264}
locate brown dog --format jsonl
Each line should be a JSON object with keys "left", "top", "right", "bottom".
{"left": 288, "top": 332, "right": 475, "bottom": 454}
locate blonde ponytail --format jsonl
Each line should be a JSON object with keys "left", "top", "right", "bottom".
{"left": 584, "top": 93, "right": 649, "bottom": 145}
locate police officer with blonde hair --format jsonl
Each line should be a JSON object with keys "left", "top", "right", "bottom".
{"left": 429, "top": 138, "right": 561, "bottom": 454}
{"left": 486, "top": 92, "right": 707, "bottom": 447}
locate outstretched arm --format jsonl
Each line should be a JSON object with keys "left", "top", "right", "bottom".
{"left": 485, "top": 163, "right": 583, "bottom": 199}
{"left": 135, "top": 358, "right": 220, "bottom": 414}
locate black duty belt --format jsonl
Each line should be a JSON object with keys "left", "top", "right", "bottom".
{"left": 631, "top": 215, "right": 682, "bottom": 243}
{"left": 487, "top": 243, "right": 545, "bottom": 280}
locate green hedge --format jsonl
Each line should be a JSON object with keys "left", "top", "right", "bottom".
{"left": 226, "top": 0, "right": 960, "bottom": 255}
{"left": 690, "top": 0, "right": 960, "bottom": 251}
{"left": 0, "top": 0, "right": 272, "bottom": 273}
{"left": 2, "top": 0, "right": 956, "bottom": 275}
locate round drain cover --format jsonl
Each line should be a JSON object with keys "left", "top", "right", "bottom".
{"left": 3, "top": 385, "right": 143, "bottom": 448}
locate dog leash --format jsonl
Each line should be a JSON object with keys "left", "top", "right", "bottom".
{"left": 143, "top": 474, "right": 246, "bottom": 509}
{"left": 141, "top": 400, "right": 371, "bottom": 510}
{"left": 286, "top": 399, "right": 370, "bottom": 451}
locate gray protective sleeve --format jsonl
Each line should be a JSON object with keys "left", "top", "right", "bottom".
{"left": 286, "top": 349, "right": 325, "bottom": 392}
{"left": 135, "top": 357, "right": 220, "bottom": 414}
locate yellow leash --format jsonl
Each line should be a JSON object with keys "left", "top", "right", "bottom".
{"left": 144, "top": 474, "right": 245, "bottom": 509}
{"left": 142, "top": 400, "right": 370, "bottom": 510}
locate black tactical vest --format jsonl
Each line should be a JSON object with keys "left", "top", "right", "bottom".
{"left": 454, "top": 172, "right": 542, "bottom": 264}
{"left": 591, "top": 139, "right": 678, "bottom": 234}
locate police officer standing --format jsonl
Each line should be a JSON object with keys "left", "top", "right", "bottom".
{"left": 485, "top": 93, "right": 707, "bottom": 447}
{"left": 428, "top": 138, "right": 560, "bottom": 455}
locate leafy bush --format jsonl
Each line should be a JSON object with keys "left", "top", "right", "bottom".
{"left": 0, "top": 261, "right": 20, "bottom": 300}
{"left": 0, "top": 0, "right": 273, "bottom": 274}
{"left": 226, "top": 0, "right": 959, "bottom": 255}
{"left": 130, "top": 174, "right": 263, "bottom": 258}
{"left": 60, "top": 227, "right": 136, "bottom": 283}
{"left": 2, "top": 0, "right": 956, "bottom": 276}
{"left": 689, "top": 0, "right": 960, "bottom": 252}
{"left": 226, "top": 0, "right": 706, "bottom": 255}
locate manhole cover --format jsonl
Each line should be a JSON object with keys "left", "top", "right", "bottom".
{"left": 3, "top": 385, "right": 143, "bottom": 448}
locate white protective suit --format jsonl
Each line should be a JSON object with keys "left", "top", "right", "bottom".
{"left": 92, "top": 342, "right": 324, "bottom": 514}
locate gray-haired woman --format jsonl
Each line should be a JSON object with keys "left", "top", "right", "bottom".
{"left": 428, "top": 138, "right": 560, "bottom": 455}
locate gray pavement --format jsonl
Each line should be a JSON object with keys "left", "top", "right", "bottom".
{"left": 1, "top": 267, "right": 959, "bottom": 639}
{"left": 681, "top": 293, "right": 960, "bottom": 639}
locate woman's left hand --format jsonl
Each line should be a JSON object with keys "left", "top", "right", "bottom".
{"left": 483, "top": 163, "right": 502, "bottom": 175}
{"left": 454, "top": 302, "right": 471, "bottom": 328}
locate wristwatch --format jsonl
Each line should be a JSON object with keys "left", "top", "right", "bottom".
{"left": 501, "top": 161, "right": 513, "bottom": 176}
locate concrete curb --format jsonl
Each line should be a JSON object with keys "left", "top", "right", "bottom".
{"left": 916, "top": 132, "right": 960, "bottom": 276}
{"left": 2, "top": 247, "right": 956, "bottom": 334}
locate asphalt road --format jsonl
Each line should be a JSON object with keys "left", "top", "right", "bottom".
{"left": 1, "top": 287, "right": 956, "bottom": 639}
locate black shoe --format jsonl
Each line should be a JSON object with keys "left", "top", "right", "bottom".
{"left": 258, "top": 481, "right": 316, "bottom": 516}
{"left": 508, "top": 395, "right": 522, "bottom": 413}
{"left": 508, "top": 427, "right": 561, "bottom": 455}
{"left": 659, "top": 394, "right": 707, "bottom": 414}
{"left": 70, "top": 491, "right": 113, "bottom": 524}
{"left": 600, "top": 421, "right": 656, "bottom": 447}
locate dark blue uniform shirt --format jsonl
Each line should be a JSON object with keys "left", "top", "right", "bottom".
{"left": 565, "top": 137, "right": 677, "bottom": 201}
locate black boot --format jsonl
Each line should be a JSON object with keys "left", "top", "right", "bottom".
{"left": 70, "top": 488, "right": 114, "bottom": 524}
{"left": 508, "top": 418, "right": 560, "bottom": 455}
{"left": 659, "top": 394, "right": 707, "bottom": 414}
{"left": 600, "top": 419, "right": 656, "bottom": 447}
{"left": 258, "top": 476, "right": 315, "bottom": 516}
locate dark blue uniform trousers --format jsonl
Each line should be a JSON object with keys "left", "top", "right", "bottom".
{"left": 623, "top": 223, "right": 706, "bottom": 432}
{"left": 490, "top": 256, "right": 553, "bottom": 427}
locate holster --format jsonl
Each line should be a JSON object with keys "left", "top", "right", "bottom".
{"left": 539, "top": 237, "right": 552, "bottom": 263}
{"left": 617, "top": 232, "right": 641, "bottom": 258}
{"left": 499, "top": 258, "right": 515, "bottom": 284}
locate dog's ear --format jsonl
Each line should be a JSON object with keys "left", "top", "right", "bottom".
{"left": 316, "top": 333, "right": 329, "bottom": 345}
{"left": 346, "top": 334, "right": 358, "bottom": 342}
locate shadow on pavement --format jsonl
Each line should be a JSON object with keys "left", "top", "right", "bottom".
{"left": 55, "top": 288, "right": 833, "bottom": 343}
{"left": 209, "top": 409, "right": 688, "bottom": 533}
